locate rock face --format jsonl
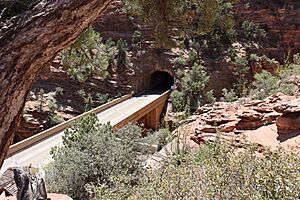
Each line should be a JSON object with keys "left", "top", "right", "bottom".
{"left": 189, "top": 93, "right": 299, "bottom": 146}
{"left": 274, "top": 99, "right": 300, "bottom": 134}
{"left": 94, "top": 1, "right": 175, "bottom": 94}
{"left": 234, "top": 0, "right": 300, "bottom": 61}
{"left": 209, "top": 0, "right": 300, "bottom": 96}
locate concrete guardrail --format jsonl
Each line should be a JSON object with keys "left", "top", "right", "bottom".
{"left": 114, "top": 90, "right": 171, "bottom": 128}
{"left": 6, "top": 93, "right": 133, "bottom": 157}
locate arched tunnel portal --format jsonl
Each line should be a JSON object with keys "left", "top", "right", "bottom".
{"left": 150, "top": 71, "right": 174, "bottom": 91}
{"left": 134, "top": 71, "right": 174, "bottom": 129}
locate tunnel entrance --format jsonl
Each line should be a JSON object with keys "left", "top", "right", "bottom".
{"left": 150, "top": 71, "right": 174, "bottom": 91}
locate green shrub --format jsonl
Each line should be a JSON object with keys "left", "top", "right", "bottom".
{"left": 251, "top": 70, "right": 279, "bottom": 99}
{"left": 250, "top": 70, "right": 296, "bottom": 100}
{"left": 96, "top": 93, "right": 109, "bottom": 105}
{"left": 249, "top": 54, "right": 279, "bottom": 66}
{"left": 62, "top": 28, "right": 118, "bottom": 82}
{"left": 78, "top": 90, "right": 95, "bottom": 111}
{"left": 84, "top": 93, "right": 94, "bottom": 111}
{"left": 48, "top": 100, "right": 58, "bottom": 113}
{"left": 188, "top": 48, "right": 200, "bottom": 64}
{"left": 145, "top": 142, "right": 300, "bottom": 199}
{"left": 49, "top": 113, "right": 63, "bottom": 126}
{"left": 175, "top": 68, "right": 185, "bottom": 79}
{"left": 205, "top": 90, "right": 216, "bottom": 104}
{"left": 46, "top": 114, "right": 141, "bottom": 200}
{"left": 140, "top": 128, "right": 172, "bottom": 150}
{"left": 279, "top": 60, "right": 300, "bottom": 79}
{"left": 222, "top": 88, "right": 238, "bottom": 102}
{"left": 46, "top": 115, "right": 300, "bottom": 200}
{"left": 182, "top": 63, "right": 210, "bottom": 108}
{"left": 242, "top": 20, "right": 267, "bottom": 40}
{"left": 93, "top": 137, "right": 300, "bottom": 199}
{"left": 131, "top": 30, "right": 143, "bottom": 50}
{"left": 37, "top": 89, "right": 46, "bottom": 112}
{"left": 116, "top": 39, "right": 129, "bottom": 69}
{"left": 227, "top": 47, "right": 237, "bottom": 61}
{"left": 232, "top": 56, "right": 250, "bottom": 96}
{"left": 170, "top": 90, "right": 185, "bottom": 112}
{"left": 172, "top": 53, "right": 187, "bottom": 67}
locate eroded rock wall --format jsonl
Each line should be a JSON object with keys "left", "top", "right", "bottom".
{"left": 93, "top": 1, "right": 174, "bottom": 94}
{"left": 234, "top": 0, "right": 300, "bottom": 61}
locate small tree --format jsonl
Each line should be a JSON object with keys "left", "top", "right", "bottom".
{"left": 170, "top": 90, "right": 186, "bottom": 112}
{"left": 116, "top": 39, "right": 129, "bottom": 70}
{"left": 222, "top": 88, "right": 238, "bottom": 102}
{"left": 46, "top": 114, "right": 141, "bottom": 199}
{"left": 181, "top": 63, "right": 210, "bottom": 109}
{"left": 77, "top": 90, "right": 94, "bottom": 111}
{"left": 131, "top": 30, "right": 143, "bottom": 52}
{"left": 61, "top": 27, "right": 115, "bottom": 82}
{"left": 37, "top": 89, "right": 46, "bottom": 112}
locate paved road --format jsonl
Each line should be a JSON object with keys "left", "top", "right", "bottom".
{"left": 1, "top": 91, "right": 166, "bottom": 174}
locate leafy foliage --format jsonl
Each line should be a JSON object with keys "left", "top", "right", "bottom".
{"left": 92, "top": 137, "right": 300, "bottom": 199}
{"left": 205, "top": 90, "right": 216, "bottom": 104}
{"left": 61, "top": 28, "right": 118, "bottom": 82}
{"left": 37, "top": 88, "right": 46, "bottom": 112}
{"left": 96, "top": 93, "right": 110, "bottom": 105}
{"left": 242, "top": 20, "right": 267, "bottom": 40}
{"left": 248, "top": 54, "right": 300, "bottom": 99}
{"left": 139, "top": 128, "right": 172, "bottom": 151}
{"left": 192, "top": 0, "right": 235, "bottom": 36}
{"left": 250, "top": 70, "right": 296, "bottom": 100}
{"left": 45, "top": 114, "right": 300, "bottom": 200}
{"left": 78, "top": 90, "right": 94, "bottom": 111}
{"left": 131, "top": 30, "right": 143, "bottom": 52}
{"left": 116, "top": 39, "right": 130, "bottom": 70}
{"left": 124, "top": 0, "right": 186, "bottom": 48}
{"left": 124, "top": 0, "right": 236, "bottom": 49}
{"left": 181, "top": 63, "right": 210, "bottom": 109}
{"left": 182, "top": 63, "right": 209, "bottom": 95}
{"left": 222, "top": 88, "right": 238, "bottom": 102}
{"left": 46, "top": 114, "right": 141, "bottom": 200}
{"left": 170, "top": 90, "right": 185, "bottom": 112}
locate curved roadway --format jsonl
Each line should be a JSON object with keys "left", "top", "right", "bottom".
{"left": 1, "top": 90, "right": 168, "bottom": 174}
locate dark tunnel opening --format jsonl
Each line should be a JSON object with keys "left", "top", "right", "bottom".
{"left": 150, "top": 71, "right": 174, "bottom": 92}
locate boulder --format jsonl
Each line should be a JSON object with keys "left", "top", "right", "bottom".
{"left": 274, "top": 99, "right": 300, "bottom": 134}
{"left": 277, "top": 115, "right": 300, "bottom": 133}
{"left": 274, "top": 100, "right": 300, "bottom": 114}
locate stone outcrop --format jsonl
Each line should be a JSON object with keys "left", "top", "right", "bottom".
{"left": 189, "top": 93, "right": 299, "bottom": 146}
{"left": 274, "top": 99, "right": 300, "bottom": 134}
{"left": 0, "top": 167, "right": 73, "bottom": 200}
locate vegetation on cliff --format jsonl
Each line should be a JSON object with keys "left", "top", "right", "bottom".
{"left": 46, "top": 114, "right": 300, "bottom": 200}
{"left": 1, "top": 1, "right": 300, "bottom": 199}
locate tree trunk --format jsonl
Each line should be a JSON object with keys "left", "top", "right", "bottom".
{"left": 0, "top": 0, "right": 113, "bottom": 168}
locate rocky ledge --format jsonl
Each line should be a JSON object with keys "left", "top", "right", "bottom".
{"left": 187, "top": 93, "right": 300, "bottom": 149}
{"left": 274, "top": 99, "right": 300, "bottom": 134}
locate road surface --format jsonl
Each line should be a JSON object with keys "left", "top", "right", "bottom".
{"left": 1, "top": 90, "right": 167, "bottom": 174}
